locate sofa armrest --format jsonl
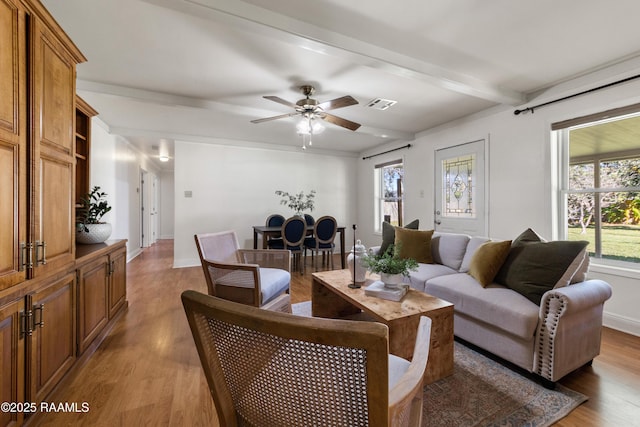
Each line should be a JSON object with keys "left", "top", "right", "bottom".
{"left": 534, "top": 279, "right": 612, "bottom": 382}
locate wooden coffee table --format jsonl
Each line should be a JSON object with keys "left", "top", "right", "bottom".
{"left": 311, "top": 269, "right": 454, "bottom": 384}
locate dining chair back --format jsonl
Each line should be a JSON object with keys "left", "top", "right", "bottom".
{"left": 181, "top": 289, "right": 432, "bottom": 427}
{"left": 194, "top": 230, "right": 291, "bottom": 312}
{"left": 265, "top": 214, "right": 285, "bottom": 247}
{"left": 304, "top": 213, "right": 315, "bottom": 227}
{"left": 304, "top": 215, "right": 338, "bottom": 270}
{"left": 270, "top": 216, "right": 306, "bottom": 273}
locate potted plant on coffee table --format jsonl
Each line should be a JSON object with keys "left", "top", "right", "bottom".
{"left": 76, "top": 186, "right": 113, "bottom": 244}
{"left": 361, "top": 245, "right": 419, "bottom": 289}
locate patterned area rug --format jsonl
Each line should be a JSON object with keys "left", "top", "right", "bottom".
{"left": 292, "top": 301, "right": 587, "bottom": 427}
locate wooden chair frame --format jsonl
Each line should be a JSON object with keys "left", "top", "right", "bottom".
{"left": 182, "top": 290, "right": 431, "bottom": 427}
{"left": 194, "top": 231, "right": 291, "bottom": 312}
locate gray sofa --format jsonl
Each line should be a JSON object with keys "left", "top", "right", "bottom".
{"left": 373, "top": 230, "right": 612, "bottom": 385}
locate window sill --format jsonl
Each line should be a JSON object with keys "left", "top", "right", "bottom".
{"left": 589, "top": 259, "right": 640, "bottom": 280}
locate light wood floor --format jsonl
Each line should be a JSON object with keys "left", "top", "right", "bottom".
{"left": 37, "top": 239, "right": 640, "bottom": 426}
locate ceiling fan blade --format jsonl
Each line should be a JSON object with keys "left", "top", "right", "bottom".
{"left": 322, "top": 113, "right": 361, "bottom": 131}
{"left": 263, "top": 95, "right": 298, "bottom": 109}
{"left": 317, "top": 95, "right": 358, "bottom": 111}
{"left": 251, "top": 112, "right": 298, "bottom": 124}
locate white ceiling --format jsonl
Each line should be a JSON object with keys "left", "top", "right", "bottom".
{"left": 42, "top": 0, "right": 640, "bottom": 170}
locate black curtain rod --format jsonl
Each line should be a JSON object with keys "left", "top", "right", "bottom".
{"left": 514, "top": 73, "right": 640, "bottom": 115}
{"left": 362, "top": 144, "right": 412, "bottom": 160}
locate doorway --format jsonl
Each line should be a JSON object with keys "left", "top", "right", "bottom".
{"left": 434, "top": 139, "right": 487, "bottom": 236}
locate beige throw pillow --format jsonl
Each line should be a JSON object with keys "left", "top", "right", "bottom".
{"left": 468, "top": 240, "right": 512, "bottom": 287}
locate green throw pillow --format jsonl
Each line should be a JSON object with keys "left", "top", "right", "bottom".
{"left": 495, "top": 228, "right": 545, "bottom": 284}
{"left": 467, "top": 240, "right": 512, "bottom": 287}
{"left": 379, "top": 219, "right": 419, "bottom": 255}
{"left": 501, "top": 240, "right": 589, "bottom": 305}
{"left": 395, "top": 228, "right": 434, "bottom": 264}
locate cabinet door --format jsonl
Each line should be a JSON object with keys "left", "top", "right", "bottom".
{"left": 29, "top": 16, "right": 76, "bottom": 278}
{"left": 27, "top": 272, "right": 76, "bottom": 404}
{"left": 77, "top": 256, "right": 109, "bottom": 354}
{"left": 0, "top": 297, "right": 25, "bottom": 427}
{"left": 0, "top": 0, "right": 27, "bottom": 291}
{"left": 108, "top": 246, "right": 127, "bottom": 318}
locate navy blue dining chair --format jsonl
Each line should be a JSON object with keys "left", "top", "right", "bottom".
{"left": 268, "top": 216, "right": 307, "bottom": 274}
{"left": 265, "top": 214, "right": 285, "bottom": 248}
{"left": 304, "top": 216, "right": 337, "bottom": 270}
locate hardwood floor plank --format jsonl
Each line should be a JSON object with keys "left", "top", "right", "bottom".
{"left": 35, "top": 240, "right": 640, "bottom": 426}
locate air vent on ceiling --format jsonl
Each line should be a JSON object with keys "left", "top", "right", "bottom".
{"left": 366, "top": 98, "right": 397, "bottom": 111}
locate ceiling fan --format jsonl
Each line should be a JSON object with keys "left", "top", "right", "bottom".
{"left": 251, "top": 85, "right": 361, "bottom": 132}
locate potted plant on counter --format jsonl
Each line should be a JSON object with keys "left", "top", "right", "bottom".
{"left": 361, "top": 245, "right": 418, "bottom": 289}
{"left": 76, "top": 186, "right": 112, "bottom": 244}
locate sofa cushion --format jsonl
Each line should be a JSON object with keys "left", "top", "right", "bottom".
{"left": 467, "top": 240, "right": 512, "bottom": 287}
{"left": 459, "top": 236, "right": 491, "bottom": 273}
{"left": 431, "top": 232, "right": 471, "bottom": 271}
{"left": 498, "top": 240, "right": 590, "bottom": 305}
{"left": 379, "top": 219, "right": 419, "bottom": 255}
{"left": 425, "top": 273, "right": 540, "bottom": 339}
{"left": 395, "top": 228, "right": 434, "bottom": 263}
{"left": 408, "top": 263, "right": 458, "bottom": 292}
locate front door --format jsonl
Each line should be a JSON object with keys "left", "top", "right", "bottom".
{"left": 434, "top": 139, "right": 487, "bottom": 236}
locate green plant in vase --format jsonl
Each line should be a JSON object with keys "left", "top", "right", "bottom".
{"left": 361, "top": 245, "right": 418, "bottom": 288}
{"left": 275, "top": 190, "right": 316, "bottom": 216}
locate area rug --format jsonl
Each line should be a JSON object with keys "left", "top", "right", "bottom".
{"left": 292, "top": 301, "right": 587, "bottom": 427}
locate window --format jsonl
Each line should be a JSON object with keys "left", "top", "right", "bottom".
{"left": 554, "top": 106, "right": 640, "bottom": 265}
{"left": 374, "top": 160, "right": 404, "bottom": 232}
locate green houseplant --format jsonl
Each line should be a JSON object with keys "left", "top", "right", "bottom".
{"left": 361, "top": 245, "right": 418, "bottom": 288}
{"left": 76, "top": 186, "right": 113, "bottom": 244}
{"left": 275, "top": 190, "right": 316, "bottom": 216}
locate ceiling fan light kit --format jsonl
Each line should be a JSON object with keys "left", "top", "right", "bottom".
{"left": 251, "top": 85, "right": 361, "bottom": 149}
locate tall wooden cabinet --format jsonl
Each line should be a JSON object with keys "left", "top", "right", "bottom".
{"left": 0, "top": 1, "right": 128, "bottom": 426}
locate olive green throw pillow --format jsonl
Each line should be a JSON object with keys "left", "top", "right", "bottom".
{"left": 468, "top": 240, "right": 512, "bottom": 287}
{"left": 395, "top": 228, "right": 434, "bottom": 264}
{"left": 379, "top": 219, "right": 419, "bottom": 255}
{"left": 501, "top": 240, "right": 589, "bottom": 305}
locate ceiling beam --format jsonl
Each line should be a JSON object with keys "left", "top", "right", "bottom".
{"left": 77, "top": 79, "right": 414, "bottom": 141}
{"left": 141, "top": 0, "right": 524, "bottom": 105}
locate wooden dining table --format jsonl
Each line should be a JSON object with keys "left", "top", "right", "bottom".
{"left": 252, "top": 224, "right": 347, "bottom": 269}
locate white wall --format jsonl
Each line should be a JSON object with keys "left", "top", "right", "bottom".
{"left": 173, "top": 140, "right": 358, "bottom": 267}
{"left": 357, "top": 74, "right": 640, "bottom": 336}
{"left": 159, "top": 171, "right": 175, "bottom": 239}
{"left": 90, "top": 119, "right": 160, "bottom": 260}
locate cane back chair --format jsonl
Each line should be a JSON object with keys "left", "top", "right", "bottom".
{"left": 194, "top": 230, "right": 291, "bottom": 312}
{"left": 182, "top": 289, "right": 432, "bottom": 427}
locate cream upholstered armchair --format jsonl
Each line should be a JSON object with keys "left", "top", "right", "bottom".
{"left": 194, "top": 230, "right": 291, "bottom": 312}
{"left": 181, "top": 290, "right": 432, "bottom": 427}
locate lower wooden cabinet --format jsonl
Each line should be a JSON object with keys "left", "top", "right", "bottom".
{"left": 27, "top": 273, "right": 77, "bottom": 404}
{"left": 76, "top": 255, "right": 109, "bottom": 355}
{"left": 76, "top": 240, "right": 128, "bottom": 355}
{"left": 0, "top": 297, "right": 25, "bottom": 427}
{"left": 0, "top": 239, "right": 127, "bottom": 426}
{"left": 108, "top": 245, "right": 127, "bottom": 319}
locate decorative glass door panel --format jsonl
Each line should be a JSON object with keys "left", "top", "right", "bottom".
{"left": 435, "top": 140, "right": 486, "bottom": 236}
{"left": 443, "top": 154, "right": 476, "bottom": 218}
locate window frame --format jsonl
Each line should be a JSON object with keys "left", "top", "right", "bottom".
{"left": 374, "top": 159, "right": 404, "bottom": 233}
{"left": 554, "top": 106, "right": 640, "bottom": 269}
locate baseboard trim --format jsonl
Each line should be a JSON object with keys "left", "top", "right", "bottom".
{"left": 173, "top": 258, "right": 200, "bottom": 269}
{"left": 604, "top": 311, "right": 640, "bottom": 337}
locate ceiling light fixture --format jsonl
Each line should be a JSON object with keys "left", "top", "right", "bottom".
{"left": 297, "top": 114, "right": 325, "bottom": 150}
{"left": 159, "top": 155, "right": 169, "bottom": 162}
